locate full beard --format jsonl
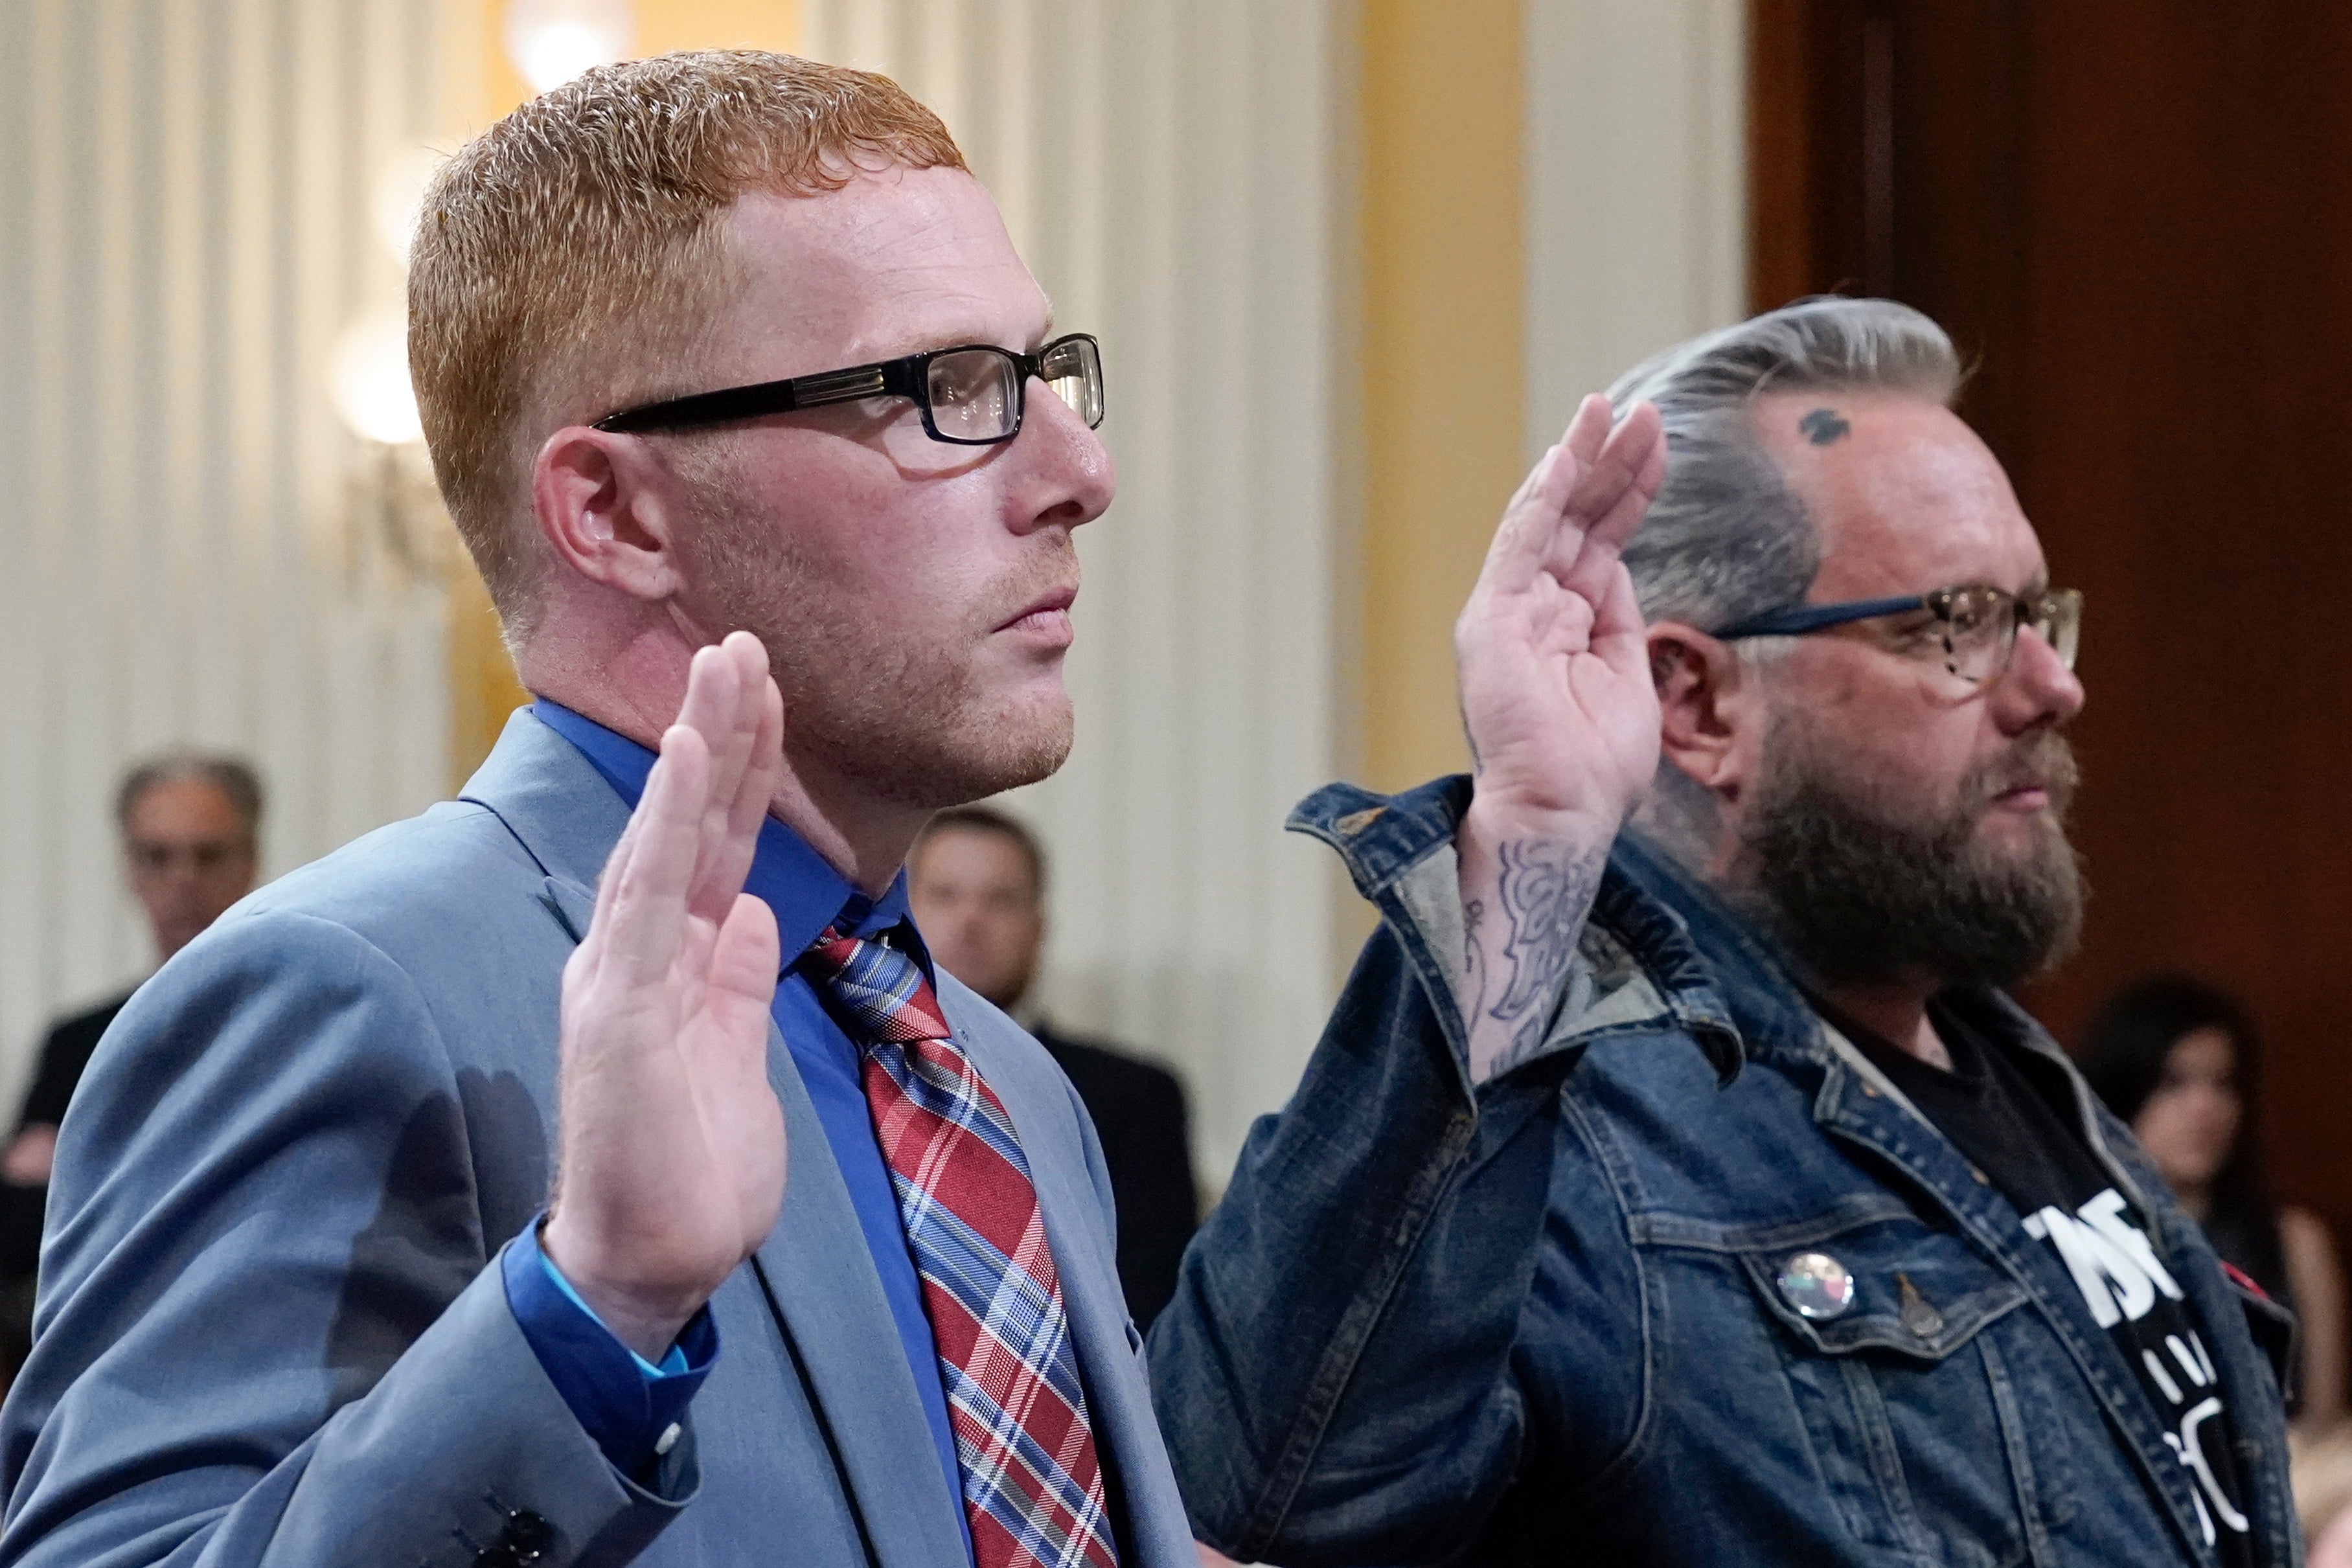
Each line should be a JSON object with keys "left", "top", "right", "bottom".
{"left": 685, "top": 482, "right": 1077, "bottom": 810}
{"left": 1730, "top": 718, "right": 2087, "bottom": 993}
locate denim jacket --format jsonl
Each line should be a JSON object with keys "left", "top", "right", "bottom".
{"left": 1149, "top": 777, "right": 2300, "bottom": 1567}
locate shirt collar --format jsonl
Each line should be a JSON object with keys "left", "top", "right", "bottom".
{"left": 532, "top": 699, "right": 921, "bottom": 970}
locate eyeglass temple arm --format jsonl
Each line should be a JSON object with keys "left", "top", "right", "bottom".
{"left": 593, "top": 358, "right": 927, "bottom": 433}
{"left": 1710, "top": 595, "right": 1928, "bottom": 641}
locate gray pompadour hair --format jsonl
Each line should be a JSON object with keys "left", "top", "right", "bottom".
{"left": 1609, "top": 296, "right": 1963, "bottom": 633}
{"left": 1611, "top": 297, "right": 1962, "bottom": 861}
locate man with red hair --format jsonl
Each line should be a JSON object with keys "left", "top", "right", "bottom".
{"left": 3, "top": 52, "right": 1172, "bottom": 1568}
{"left": 0, "top": 48, "right": 1663, "bottom": 1568}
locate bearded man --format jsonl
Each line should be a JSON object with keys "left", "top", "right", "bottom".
{"left": 1150, "top": 298, "right": 2301, "bottom": 1566}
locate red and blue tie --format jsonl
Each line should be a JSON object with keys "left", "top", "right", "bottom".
{"left": 802, "top": 926, "right": 1118, "bottom": 1568}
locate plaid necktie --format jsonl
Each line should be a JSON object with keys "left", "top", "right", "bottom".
{"left": 801, "top": 925, "right": 1118, "bottom": 1568}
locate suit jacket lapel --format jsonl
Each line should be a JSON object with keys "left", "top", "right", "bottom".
{"left": 949, "top": 989, "right": 1194, "bottom": 1564}
{"left": 750, "top": 1018, "right": 969, "bottom": 1567}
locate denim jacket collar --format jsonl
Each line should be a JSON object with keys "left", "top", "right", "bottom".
{"left": 1286, "top": 774, "right": 1744, "bottom": 1090}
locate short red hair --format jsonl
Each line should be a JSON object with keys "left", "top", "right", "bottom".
{"left": 407, "top": 50, "right": 966, "bottom": 639}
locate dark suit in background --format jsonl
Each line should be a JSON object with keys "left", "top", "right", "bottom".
{"left": 1034, "top": 1025, "right": 1198, "bottom": 1328}
{"left": 0, "top": 989, "right": 133, "bottom": 1375}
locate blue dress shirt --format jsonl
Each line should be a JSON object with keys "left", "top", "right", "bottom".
{"left": 507, "top": 700, "right": 973, "bottom": 1558}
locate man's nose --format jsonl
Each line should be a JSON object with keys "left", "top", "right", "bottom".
{"left": 1992, "top": 626, "right": 2085, "bottom": 731}
{"left": 1013, "top": 375, "right": 1115, "bottom": 532}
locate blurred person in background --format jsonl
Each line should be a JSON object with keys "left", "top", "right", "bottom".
{"left": 0, "top": 753, "right": 261, "bottom": 1369}
{"left": 908, "top": 806, "right": 1199, "bottom": 1327}
{"left": 2290, "top": 1423, "right": 2352, "bottom": 1567}
{"left": 2082, "top": 973, "right": 2347, "bottom": 1429}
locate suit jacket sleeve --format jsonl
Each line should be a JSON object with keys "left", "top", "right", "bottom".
{"left": 0, "top": 908, "right": 696, "bottom": 1568}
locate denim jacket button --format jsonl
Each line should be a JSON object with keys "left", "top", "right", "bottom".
{"left": 1777, "top": 1252, "right": 1855, "bottom": 1319}
{"left": 1896, "top": 1273, "right": 1945, "bottom": 1338}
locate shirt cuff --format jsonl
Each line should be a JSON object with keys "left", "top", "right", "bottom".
{"left": 500, "top": 1218, "right": 719, "bottom": 1478}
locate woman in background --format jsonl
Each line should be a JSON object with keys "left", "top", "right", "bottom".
{"left": 2081, "top": 973, "right": 2347, "bottom": 1431}
{"left": 2292, "top": 1423, "right": 2352, "bottom": 1567}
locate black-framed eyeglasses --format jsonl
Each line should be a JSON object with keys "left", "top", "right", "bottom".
{"left": 1711, "top": 583, "right": 2084, "bottom": 686}
{"left": 592, "top": 332, "right": 1104, "bottom": 446}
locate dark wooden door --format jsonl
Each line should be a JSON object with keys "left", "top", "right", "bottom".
{"left": 1751, "top": 0, "right": 2352, "bottom": 1353}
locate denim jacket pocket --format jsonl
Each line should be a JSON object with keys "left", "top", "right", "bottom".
{"left": 1731, "top": 1214, "right": 2072, "bottom": 1568}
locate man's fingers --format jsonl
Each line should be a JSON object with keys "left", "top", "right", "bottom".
{"left": 1561, "top": 392, "right": 1614, "bottom": 472}
{"left": 739, "top": 675, "right": 786, "bottom": 829}
{"left": 1562, "top": 402, "right": 1662, "bottom": 540}
{"left": 1544, "top": 402, "right": 1663, "bottom": 592}
{"left": 1590, "top": 562, "right": 1650, "bottom": 664}
{"left": 1474, "top": 441, "right": 1569, "bottom": 598}
{"left": 682, "top": 634, "right": 773, "bottom": 913}
{"left": 696, "top": 666, "right": 784, "bottom": 918}
{"left": 673, "top": 641, "right": 739, "bottom": 746}
{"left": 599, "top": 724, "right": 711, "bottom": 991}
{"left": 692, "top": 641, "right": 760, "bottom": 836}
{"left": 703, "top": 892, "right": 782, "bottom": 1017}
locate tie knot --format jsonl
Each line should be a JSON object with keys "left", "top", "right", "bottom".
{"left": 802, "top": 925, "right": 952, "bottom": 1045}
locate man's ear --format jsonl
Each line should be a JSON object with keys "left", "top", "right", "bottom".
{"left": 531, "top": 426, "right": 691, "bottom": 602}
{"left": 1648, "top": 622, "right": 1753, "bottom": 797}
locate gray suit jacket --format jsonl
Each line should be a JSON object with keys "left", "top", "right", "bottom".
{"left": 0, "top": 711, "right": 1196, "bottom": 1567}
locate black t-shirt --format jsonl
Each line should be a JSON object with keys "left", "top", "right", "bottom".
{"left": 17, "top": 990, "right": 132, "bottom": 1131}
{"left": 1836, "top": 995, "right": 2254, "bottom": 1568}
{"left": 0, "top": 989, "right": 132, "bottom": 1280}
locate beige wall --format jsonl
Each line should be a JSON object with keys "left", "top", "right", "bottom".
{"left": 0, "top": 0, "right": 451, "bottom": 1108}
{"left": 1358, "top": 0, "right": 1528, "bottom": 795}
{"left": 1524, "top": 0, "right": 1749, "bottom": 453}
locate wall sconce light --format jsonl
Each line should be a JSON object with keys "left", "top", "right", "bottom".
{"left": 327, "top": 305, "right": 448, "bottom": 584}
{"left": 323, "top": 142, "right": 459, "bottom": 587}
{"left": 504, "top": 0, "right": 635, "bottom": 95}
{"left": 328, "top": 307, "right": 421, "bottom": 448}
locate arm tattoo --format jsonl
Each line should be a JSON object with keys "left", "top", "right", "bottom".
{"left": 1488, "top": 840, "right": 1604, "bottom": 1063}
{"left": 1798, "top": 407, "right": 1850, "bottom": 446}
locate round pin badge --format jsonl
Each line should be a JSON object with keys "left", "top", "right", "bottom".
{"left": 1777, "top": 1252, "right": 1856, "bottom": 1320}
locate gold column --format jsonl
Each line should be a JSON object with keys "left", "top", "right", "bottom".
{"left": 440, "top": 0, "right": 801, "bottom": 789}
{"left": 1356, "top": 0, "right": 1527, "bottom": 792}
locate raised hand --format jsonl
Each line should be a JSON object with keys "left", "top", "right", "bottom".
{"left": 1452, "top": 394, "right": 1668, "bottom": 1082}
{"left": 542, "top": 631, "right": 788, "bottom": 1359}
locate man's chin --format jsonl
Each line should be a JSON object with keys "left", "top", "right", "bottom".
{"left": 921, "top": 690, "right": 1073, "bottom": 806}
{"left": 1974, "top": 801, "right": 2073, "bottom": 859}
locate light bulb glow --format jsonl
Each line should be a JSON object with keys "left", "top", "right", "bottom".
{"left": 329, "top": 310, "right": 424, "bottom": 446}
{"left": 503, "top": 0, "right": 634, "bottom": 93}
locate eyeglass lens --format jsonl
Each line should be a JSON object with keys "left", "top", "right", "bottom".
{"left": 1937, "top": 587, "right": 2081, "bottom": 683}
{"left": 1040, "top": 337, "right": 1104, "bottom": 427}
{"left": 926, "top": 350, "right": 1020, "bottom": 441}
{"left": 2037, "top": 592, "right": 2083, "bottom": 671}
{"left": 922, "top": 338, "right": 1105, "bottom": 442}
